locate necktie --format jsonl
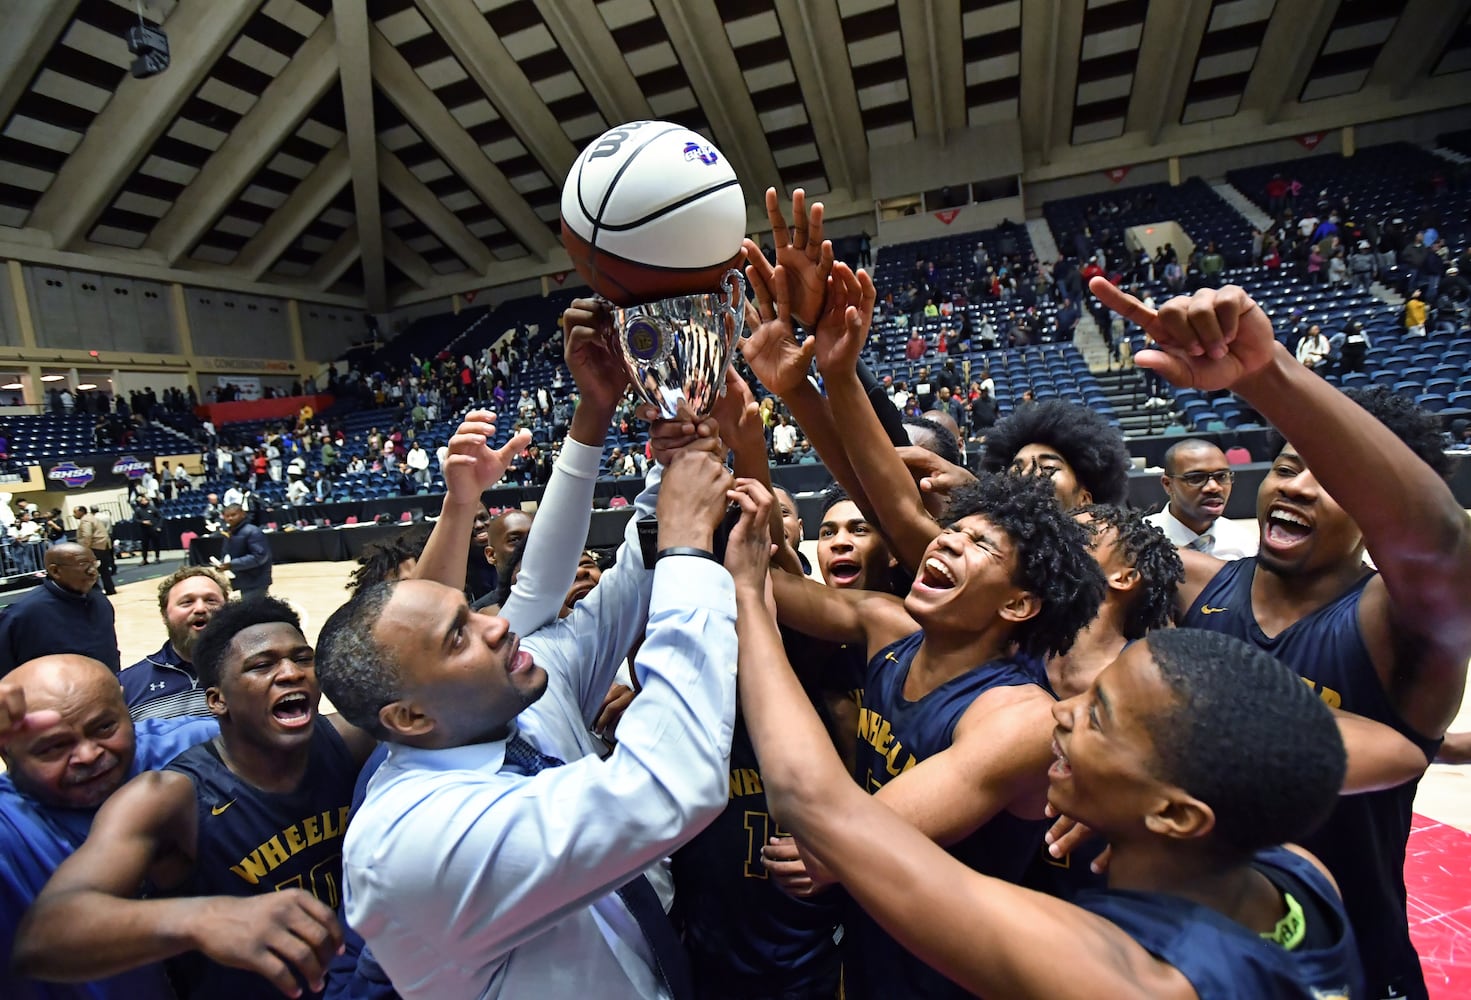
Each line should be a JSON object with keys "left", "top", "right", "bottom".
{"left": 1189, "top": 534, "right": 1214, "bottom": 553}
{"left": 501, "top": 735, "right": 693, "bottom": 1000}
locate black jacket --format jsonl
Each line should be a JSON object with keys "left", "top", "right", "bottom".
{"left": 0, "top": 577, "right": 119, "bottom": 675}
{"left": 224, "top": 522, "right": 273, "bottom": 591}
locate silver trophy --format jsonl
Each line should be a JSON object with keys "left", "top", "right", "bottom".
{"left": 606, "top": 269, "right": 747, "bottom": 419}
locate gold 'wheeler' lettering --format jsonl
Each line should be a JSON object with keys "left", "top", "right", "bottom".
{"left": 856, "top": 707, "right": 917, "bottom": 779}
{"left": 729, "top": 768, "right": 764, "bottom": 798}
{"left": 229, "top": 806, "right": 351, "bottom": 885}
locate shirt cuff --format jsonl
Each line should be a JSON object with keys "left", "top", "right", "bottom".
{"left": 651, "top": 553, "right": 736, "bottom": 618}
{"left": 555, "top": 437, "right": 603, "bottom": 480}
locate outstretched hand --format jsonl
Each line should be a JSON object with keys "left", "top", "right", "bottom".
{"left": 1090, "top": 277, "right": 1278, "bottom": 392}
{"left": 562, "top": 298, "right": 629, "bottom": 413}
{"left": 442, "top": 411, "right": 531, "bottom": 503}
{"left": 710, "top": 369, "right": 763, "bottom": 451}
{"left": 741, "top": 262, "right": 816, "bottom": 397}
{"left": 744, "top": 187, "right": 835, "bottom": 329}
{"left": 812, "top": 262, "right": 876, "bottom": 378}
{"left": 723, "top": 478, "right": 775, "bottom": 588}
{"left": 896, "top": 445, "right": 977, "bottom": 500}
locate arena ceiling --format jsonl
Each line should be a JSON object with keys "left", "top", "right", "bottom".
{"left": 0, "top": 0, "right": 1468, "bottom": 313}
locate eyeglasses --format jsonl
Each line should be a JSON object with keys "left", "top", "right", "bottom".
{"left": 1174, "top": 470, "right": 1234, "bottom": 487}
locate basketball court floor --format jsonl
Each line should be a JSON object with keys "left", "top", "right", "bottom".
{"left": 69, "top": 551, "right": 1471, "bottom": 998}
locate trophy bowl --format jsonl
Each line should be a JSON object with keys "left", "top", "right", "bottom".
{"left": 606, "top": 269, "right": 747, "bottom": 420}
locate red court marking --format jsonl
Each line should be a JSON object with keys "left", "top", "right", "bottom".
{"left": 1407, "top": 814, "right": 1471, "bottom": 999}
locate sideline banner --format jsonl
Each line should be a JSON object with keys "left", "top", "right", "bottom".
{"left": 45, "top": 452, "right": 154, "bottom": 490}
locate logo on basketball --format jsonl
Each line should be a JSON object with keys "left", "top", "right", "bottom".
{"left": 683, "top": 141, "right": 719, "bottom": 166}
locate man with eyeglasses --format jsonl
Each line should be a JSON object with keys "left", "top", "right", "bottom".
{"left": 1145, "top": 440, "right": 1257, "bottom": 559}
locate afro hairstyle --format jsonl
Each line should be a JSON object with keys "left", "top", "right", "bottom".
{"left": 981, "top": 399, "right": 1131, "bottom": 504}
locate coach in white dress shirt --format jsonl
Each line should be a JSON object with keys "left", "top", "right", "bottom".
{"left": 1145, "top": 439, "right": 1257, "bottom": 559}
{"left": 317, "top": 428, "right": 746, "bottom": 999}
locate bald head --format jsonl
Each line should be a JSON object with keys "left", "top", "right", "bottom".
{"left": 1162, "top": 439, "right": 1226, "bottom": 477}
{"left": 2, "top": 655, "right": 135, "bottom": 810}
{"left": 45, "top": 543, "right": 99, "bottom": 594}
{"left": 44, "top": 542, "right": 89, "bottom": 571}
{"left": 486, "top": 509, "right": 534, "bottom": 570}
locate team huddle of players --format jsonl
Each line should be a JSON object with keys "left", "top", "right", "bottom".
{"left": 1, "top": 189, "right": 1468, "bottom": 1000}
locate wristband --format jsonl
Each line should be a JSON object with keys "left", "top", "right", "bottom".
{"left": 656, "top": 546, "right": 720, "bottom": 563}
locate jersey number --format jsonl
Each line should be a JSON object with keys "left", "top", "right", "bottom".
{"left": 274, "top": 854, "right": 341, "bottom": 908}
{"left": 743, "top": 810, "right": 791, "bottom": 880}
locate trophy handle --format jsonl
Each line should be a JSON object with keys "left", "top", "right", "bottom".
{"left": 719, "top": 269, "right": 749, "bottom": 340}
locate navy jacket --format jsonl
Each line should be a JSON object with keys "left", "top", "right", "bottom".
{"left": 0, "top": 578, "right": 119, "bottom": 675}
{"left": 224, "top": 522, "right": 273, "bottom": 591}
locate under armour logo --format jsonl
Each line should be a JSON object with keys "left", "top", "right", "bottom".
{"left": 150, "top": 681, "right": 167, "bottom": 691}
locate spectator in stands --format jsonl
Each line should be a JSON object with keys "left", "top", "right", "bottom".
{"left": 1404, "top": 288, "right": 1427, "bottom": 337}
{"left": 119, "top": 567, "right": 231, "bottom": 721}
{"left": 1145, "top": 440, "right": 1256, "bottom": 560}
{"left": 1349, "top": 240, "right": 1377, "bottom": 291}
{"left": 517, "top": 388, "right": 537, "bottom": 422}
{"left": 1337, "top": 320, "right": 1371, "bottom": 375}
{"left": 1327, "top": 248, "right": 1348, "bottom": 287}
{"left": 772, "top": 413, "right": 798, "bottom": 464}
{"left": 1056, "top": 297, "right": 1080, "bottom": 341}
{"left": 0, "top": 658, "right": 217, "bottom": 1000}
{"left": 132, "top": 495, "right": 162, "bottom": 565}
{"left": 1400, "top": 230, "right": 1428, "bottom": 292}
{"left": 172, "top": 462, "right": 190, "bottom": 494}
{"left": 74, "top": 505, "right": 115, "bottom": 596}
{"left": 1295, "top": 324, "right": 1331, "bottom": 369}
{"left": 406, "top": 441, "right": 431, "bottom": 488}
{"left": 0, "top": 544, "right": 118, "bottom": 676}
{"left": 1197, "top": 241, "right": 1225, "bottom": 286}
{"left": 220, "top": 503, "right": 272, "bottom": 601}
{"left": 969, "top": 386, "right": 998, "bottom": 433}
{"left": 1421, "top": 237, "right": 1447, "bottom": 304}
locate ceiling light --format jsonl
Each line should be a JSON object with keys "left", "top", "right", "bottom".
{"left": 40, "top": 374, "right": 64, "bottom": 382}
{"left": 77, "top": 383, "right": 97, "bottom": 390}
{"left": 1, "top": 383, "right": 21, "bottom": 390}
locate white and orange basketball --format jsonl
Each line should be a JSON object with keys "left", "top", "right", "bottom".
{"left": 560, "top": 121, "right": 747, "bottom": 306}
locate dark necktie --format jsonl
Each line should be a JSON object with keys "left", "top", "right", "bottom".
{"left": 501, "top": 734, "right": 693, "bottom": 1000}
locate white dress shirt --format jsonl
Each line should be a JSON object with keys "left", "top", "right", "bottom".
{"left": 1146, "top": 505, "right": 1258, "bottom": 560}
{"left": 344, "top": 479, "right": 738, "bottom": 999}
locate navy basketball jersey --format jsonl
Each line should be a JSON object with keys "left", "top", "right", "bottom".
{"left": 165, "top": 720, "right": 358, "bottom": 999}
{"left": 672, "top": 715, "right": 842, "bottom": 998}
{"left": 1184, "top": 558, "right": 1440, "bottom": 1000}
{"left": 1075, "top": 847, "right": 1365, "bottom": 998}
{"left": 846, "top": 631, "right": 1052, "bottom": 1000}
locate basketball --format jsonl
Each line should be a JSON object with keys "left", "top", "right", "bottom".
{"left": 560, "top": 121, "right": 747, "bottom": 306}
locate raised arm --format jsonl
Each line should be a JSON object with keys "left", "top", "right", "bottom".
{"left": 738, "top": 554, "right": 1194, "bottom": 1000}
{"left": 501, "top": 302, "right": 629, "bottom": 632}
{"left": 1094, "top": 277, "right": 1471, "bottom": 737}
{"left": 709, "top": 369, "right": 802, "bottom": 575}
{"left": 411, "top": 410, "right": 529, "bottom": 589}
{"left": 14, "top": 770, "right": 342, "bottom": 997}
{"left": 816, "top": 264, "right": 942, "bottom": 571}
{"left": 740, "top": 257, "right": 874, "bottom": 518}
